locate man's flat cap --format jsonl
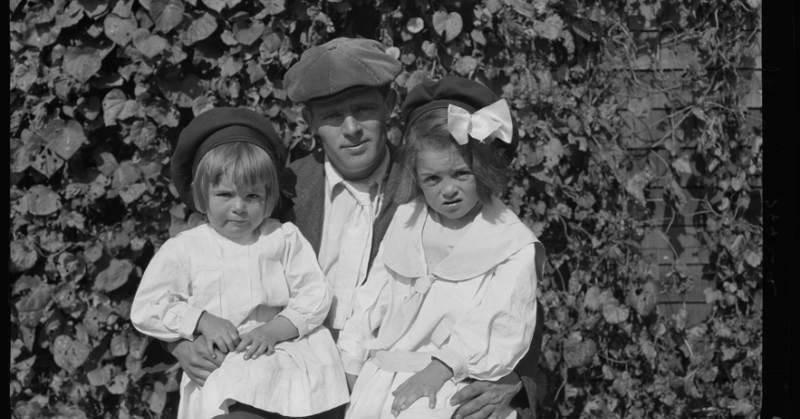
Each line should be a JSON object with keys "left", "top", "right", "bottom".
{"left": 170, "top": 107, "right": 286, "bottom": 211}
{"left": 284, "top": 37, "right": 402, "bottom": 103}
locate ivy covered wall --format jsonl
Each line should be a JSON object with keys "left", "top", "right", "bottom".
{"left": 10, "top": 0, "right": 762, "bottom": 417}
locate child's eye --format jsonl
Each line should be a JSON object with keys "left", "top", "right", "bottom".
{"left": 421, "top": 176, "right": 439, "bottom": 186}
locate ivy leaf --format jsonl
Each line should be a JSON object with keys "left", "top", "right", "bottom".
{"left": 246, "top": 61, "right": 266, "bottom": 84}
{"left": 602, "top": 299, "right": 630, "bottom": 324}
{"left": 78, "top": 0, "right": 109, "bottom": 18}
{"left": 107, "top": 372, "right": 130, "bottom": 394}
{"left": 627, "top": 97, "right": 651, "bottom": 117}
{"left": 421, "top": 40, "right": 437, "bottom": 58}
{"left": 51, "top": 335, "right": 92, "bottom": 373}
{"left": 471, "top": 29, "right": 486, "bottom": 45}
{"left": 219, "top": 54, "right": 243, "bottom": 77}
{"left": 148, "top": 381, "right": 167, "bottom": 415}
{"left": 26, "top": 185, "right": 62, "bottom": 216}
{"left": 744, "top": 250, "right": 762, "bottom": 267}
{"left": 127, "top": 120, "right": 158, "bottom": 149}
{"left": 132, "top": 28, "right": 168, "bottom": 58}
{"left": 104, "top": 13, "right": 138, "bottom": 46}
{"left": 432, "top": 11, "right": 462, "bottom": 43}
{"left": 103, "top": 89, "right": 141, "bottom": 126}
{"left": 201, "top": 0, "right": 226, "bottom": 12}
{"left": 119, "top": 183, "right": 147, "bottom": 203}
{"left": 406, "top": 17, "right": 424, "bottom": 34}
{"left": 181, "top": 12, "right": 218, "bottom": 45}
{"left": 234, "top": 19, "right": 265, "bottom": 45}
{"left": 534, "top": 15, "right": 564, "bottom": 40}
{"left": 43, "top": 119, "right": 87, "bottom": 160}
{"left": 385, "top": 46, "right": 400, "bottom": 61}
{"left": 562, "top": 336, "right": 597, "bottom": 368}
{"left": 10, "top": 240, "right": 39, "bottom": 273}
{"left": 729, "top": 399, "right": 754, "bottom": 416}
{"left": 625, "top": 170, "right": 653, "bottom": 204}
{"left": 506, "top": 0, "right": 534, "bottom": 17}
{"left": 87, "top": 365, "right": 112, "bottom": 387}
{"left": 453, "top": 55, "right": 478, "bottom": 76}
{"left": 627, "top": 281, "right": 657, "bottom": 317}
{"left": 110, "top": 332, "right": 129, "bottom": 357}
{"left": 150, "top": 0, "right": 184, "bottom": 34}
{"left": 15, "top": 283, "right": 52, "bottom": 327}
{"left": 543, "top": 137, "right": 564, "bottom": 169}
{"left": 62, "top": 47, "right": 103, "bottom": 83}
{"left": 259, "top": 0, "right": 285, "bottom": 15}
{"left": 12, "top": 62, "right": 38, "bottom": 92}
{"left": 94, "top": 258, "right": 135, "bottom": 292}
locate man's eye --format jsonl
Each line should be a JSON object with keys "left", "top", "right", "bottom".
{"left": 456, "top": 171, "right": 473, "bottom": 179}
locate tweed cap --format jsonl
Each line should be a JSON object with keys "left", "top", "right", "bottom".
{"left": 170, "top": 107, "right": 286, "bottom": 211}
{"left": 284, "top": 37, "right": 402, "bottom": 103}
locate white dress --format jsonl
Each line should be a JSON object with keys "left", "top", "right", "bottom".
{"left": 131, "top": 220, "right": 349, "bottom": 419}
{"left": 337, "top": 198, "right": 540, "bottom": 419}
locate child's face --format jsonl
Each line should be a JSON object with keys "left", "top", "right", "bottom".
{"left": 415, "top": 145, "right": 480, "bottom": 222}
{"left": 206, "top": 176, "right": 269, "bottom": 244}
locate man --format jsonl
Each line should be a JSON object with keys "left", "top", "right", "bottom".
{"left": 169, "top": 37, "right": 544, "bottom": 419}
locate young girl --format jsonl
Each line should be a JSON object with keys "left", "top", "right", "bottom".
{"left": 337, "top": 77, "right": 542, "bottom": 419}
{"left": 131, "top": 107, "right": 348, "bottom": 419}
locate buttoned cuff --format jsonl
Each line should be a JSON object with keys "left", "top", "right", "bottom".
{"left": 180, "top": 306, "right": 205, "bottom": 341}
{"left": 432, "top": 347, "right": 469, "bottom": 382}
{"left": 278, "top": 308, "right": 309, "bottom": 338}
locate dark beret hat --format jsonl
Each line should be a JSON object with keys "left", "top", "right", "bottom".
{"left": 400, "top": 75, "right": 518, "bottom": 152}
{"left": 284, "top": 37, "right": 402, "bottom": 103}
{"left": 401, "top": 76, "right": 500, "bottom": 126}
{"left": 170, "top": 107, "right": 286, "bottom": 211}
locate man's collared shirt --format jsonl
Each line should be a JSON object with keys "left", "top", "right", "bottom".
{"left": 318, "top": 149, "right": 389, "bottom": 331}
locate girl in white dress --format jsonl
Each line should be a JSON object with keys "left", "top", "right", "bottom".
{"left": 131, "top": 108, "right": 348, "bottom": 419}
{"left": 337, "top": 77, "right": 542, "bottom": 419}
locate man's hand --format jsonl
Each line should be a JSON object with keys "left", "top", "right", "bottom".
{"left": 390, "top": 359, "right": 453, "bottom": 416}
{"left": 169, "top": 335, "right": 224, "bottom": 386}
{"left": 449, "top": 372, "right": 523, "bottom": 419}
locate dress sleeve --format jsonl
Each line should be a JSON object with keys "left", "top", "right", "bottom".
{"left": 431, "top": 244, "right": 539, "bottom": 383}
{"left": 130, "top": 238, "right": 204, "bottom": 342}
{"left": 278, "top": 222, "right": 332, "bottom": 338}
{"left": 337, "top": 244, "right": 393, "bottom": 375}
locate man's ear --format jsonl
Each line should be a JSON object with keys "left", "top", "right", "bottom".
{"left": 301, "top": 106, "right": 315, "bottom": 131}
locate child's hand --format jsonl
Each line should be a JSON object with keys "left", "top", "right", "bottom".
{"left": 196, "top": 311, "right": 240, "bottom": 356}
{"left": 390, "top": 359, "right": 453, "bottom": 416}
{"left": 235, "top": 325, "right": 279, "bottom": 360}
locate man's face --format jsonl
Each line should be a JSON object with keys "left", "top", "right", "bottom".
{"left": 306, "top": 87, "right": 391, "bottom": 181}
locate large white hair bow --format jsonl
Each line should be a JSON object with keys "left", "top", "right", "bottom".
{"left": 446, "top": 99, "right": 513, "bottom": 145}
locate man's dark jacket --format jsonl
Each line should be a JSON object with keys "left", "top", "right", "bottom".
{"left": 278, "top": 147, "right": 545, "bottom": 418}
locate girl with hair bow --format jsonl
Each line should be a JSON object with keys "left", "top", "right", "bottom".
{"left": 337, "top": 77, "right": 544, "bottom": 419}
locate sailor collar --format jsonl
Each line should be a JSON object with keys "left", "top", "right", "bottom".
{"left": 381, "top": 197, "right": 538, "bottom": 281}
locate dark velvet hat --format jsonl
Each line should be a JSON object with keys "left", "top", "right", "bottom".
{"left": 170, "top": 107, "right": 286, "bottom": 211}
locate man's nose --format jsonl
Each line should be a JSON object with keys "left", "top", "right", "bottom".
{"left": 341, "top": 115, "right": 362, "bottom": 139}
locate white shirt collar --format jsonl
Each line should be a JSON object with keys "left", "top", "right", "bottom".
{"left": 324, "top": 146, "right": 391, "bottom": 198}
